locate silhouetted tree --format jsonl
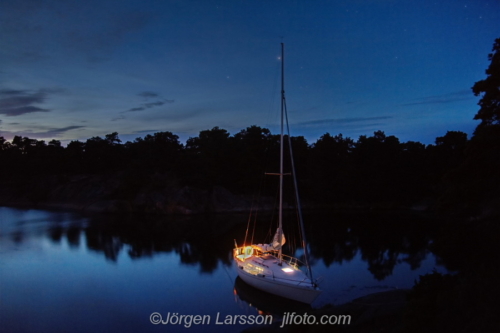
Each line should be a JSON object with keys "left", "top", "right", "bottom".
{"left": 66, "top": 140, "right": 84, "bottom": 156}
{"left": 84, "top": 133, "right": 125, "bottom": 173}
{"left": 184, "top": 127, "right": 232, "bottom": 189}
{"left": 351, "top": 131, "right": 405, "bottom": 202}
{"left": 125, "top": 131, "right": 182, "bottom": 173}
{"left": 432, "top": 131, "right": 468, "bottom": 171}
{"left": 308, "top": 133, "right": 354, "bottom": 202}
{"left": 104, "top": 132, "right": 121, "bottom": 145}
{"left": 0, "top": 136, "right": 7, "bottom": 151}
{"left": 11, "top": 136, "right": 36, "bottom": 154}
{"left": 0, "top": 117, "right": 487, "bottom": 208}
{"left": 472, "top": 37, "right": 500, "bottom": 129}
{"left": 48, "top": 139, "right": 62, "bottom": 148}
{"left": 64, "top": 140, "right": 85, "bottom": 173}
{"left": 416, "top": 38, "right": 500, "bottom": 330}
{"left": 439, "top": 37, "right": 500, "bottom": 215}
{"left": 232, "top": 125, "right": 274, "bottom": 191}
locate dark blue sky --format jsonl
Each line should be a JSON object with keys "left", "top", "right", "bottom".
{"left": 1, "top": 0, "right": 499, "bottom": 145}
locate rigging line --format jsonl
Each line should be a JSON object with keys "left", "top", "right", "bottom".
{"left": 266, "top": 188, "right": 278, "bottom": 245}
{"left": 284, "top": 93, "right": 314, "bottom": 285}
{"left": 286, "top": 172, "right": 299, "bottom": 256}
{"left": 252, "top": 197, "right": 262, "bottom": 246}
{"left": 296, "top": 206, "right": 303, "bottom": 252}
{"left": 245, "top": 191, "right": 262, "bottom": 246}
{"left": 250, "top": 211, "right": 256, "bottom": 245}
{"left": 267, "top": 184, "right": 281, "bottom": 244}
{"left": 246, "top": 189, "right": 262, "bottom": 246}
{"left": 251, "top": 145, "right": 268, "bottom": 246}
{"left": 248, "top": 186, "right": 261, "bottom": 246}
{"left": 251, "top": 191, "right": 262, "bottom": 245}
{"left": 249, "top": 169, "right": 263, "bottom": 247}
{"left": 278, "top": 42, "right": 285, "bottom": 264}
{"left": 243, "top": 211, "right": 251, "bottom": 246}
{"left": 289, "top": 176, "right": 303, "bottom": 255}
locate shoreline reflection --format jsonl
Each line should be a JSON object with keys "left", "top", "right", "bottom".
{"left": 2, "top": 207, "right": 442, "bottom": 281}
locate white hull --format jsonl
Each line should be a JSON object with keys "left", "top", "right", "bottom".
{"left": 234, "top": 258, "right": 321, "bottom": 304}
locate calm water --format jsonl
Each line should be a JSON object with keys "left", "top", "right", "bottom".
{"left": 0, "top": 206, "right": 447, "bottom": 332}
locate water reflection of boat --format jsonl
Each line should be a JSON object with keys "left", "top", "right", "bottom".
{"left": 233, "top": 44, "right": 322, "bottom": 304}
{"left": 233, "top": 277, "right": 311, "bottom": 315}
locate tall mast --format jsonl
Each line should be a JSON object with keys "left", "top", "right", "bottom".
{"left": 278, "top": 42, "right": 284, "bottom": 264}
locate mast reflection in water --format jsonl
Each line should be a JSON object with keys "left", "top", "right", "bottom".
{"left": 0, "top": 206, "right": 447, "bottom": 332}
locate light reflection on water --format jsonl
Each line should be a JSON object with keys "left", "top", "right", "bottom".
{"left": 0, "top": 206, "right": 447, "bottom": 332}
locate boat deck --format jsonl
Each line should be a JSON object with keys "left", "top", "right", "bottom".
{"left": 238, "top": 254, "right": 314, "bottom": 288}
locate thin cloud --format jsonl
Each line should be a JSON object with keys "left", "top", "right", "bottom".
{"left": 0, "top": 89, "right": 45, "bottom": 104}
{"left": 138, "top": 91, "right": 159, "bottom": 98}
{"left": 1, "top": 106, "right": 49, "bottom": 116}
{"left": 402, "top": 90, "right": 472, "bottom": 106}
{"left": 0, "top": 125, "right": 84, "bottom": 140}
{"left": 0, "top": 89, "right": 54, "bottom": 116}
{"left": 128, "top": 107, "right": 146, "bottom": 112}
{"left": 123, "top": 91, "right": 174, "bottom": 113}
{"left": 144, "top": 101, "right": 166, "bottom": 108}
{"left": 111, "top": 115, "right": 126, "bottom": 121}
{"left": 46, "top": 126, "right": 85, "bottom": 136}
{"left": 297, "top": 116, "right": 392, "bottom": 127}
{"left": 132, "top": 129, "right": 161, "bottom": 134}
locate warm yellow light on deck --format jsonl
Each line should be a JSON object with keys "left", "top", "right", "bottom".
{"left": 282, "top": 268, "right": 294, "bottom": 273}
{"left": 244, "top": 246, "right": 253, "bottom": 256}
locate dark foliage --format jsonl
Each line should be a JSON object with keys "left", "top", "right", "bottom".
{"left": 405, "top": 37, "right": 500, "bottom": 333}
{"left": 438, "top": 37, "right": 500, "bottom": 216}
{"left": 0, "top": 125, "right": 469, "bottom": 206}
{"left": 472, "top": 38, "right": 500, "bottom": 128}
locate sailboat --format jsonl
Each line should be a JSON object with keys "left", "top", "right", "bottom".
{"left": 233, "top": 43, "right": 322, "bottom": 304}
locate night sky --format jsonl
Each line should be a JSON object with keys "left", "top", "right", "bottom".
{"left": 1, "top": 0, "right": 499, "bottom": 145}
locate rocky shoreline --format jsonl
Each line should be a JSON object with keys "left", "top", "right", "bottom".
{"left": 0, "top": 173, "right": 438, "bottom": 215}
{"left": 243, "top": 289, "right": 410, "bottom": 333}
{"left": 0, "top": 173, "right": 258, "bottom": 215}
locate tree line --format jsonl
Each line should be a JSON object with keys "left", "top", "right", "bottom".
{"left": 0, "top": 126, "right": 469, "bottom": 205}
{"left": 1, "top": 36, "right": 498, "bottom": 209}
